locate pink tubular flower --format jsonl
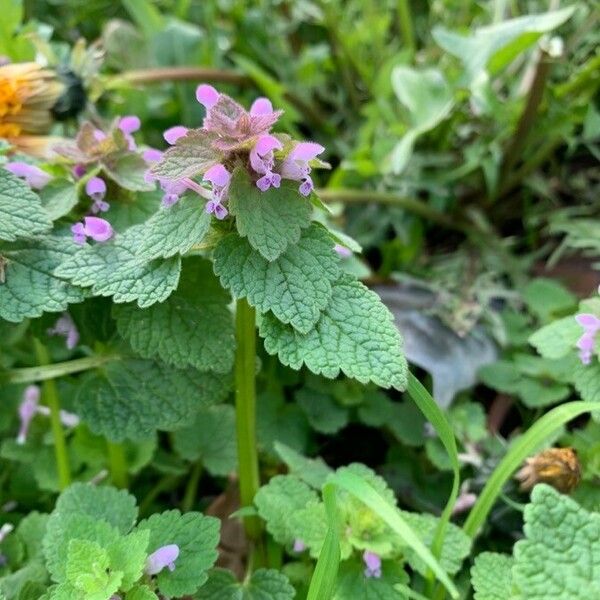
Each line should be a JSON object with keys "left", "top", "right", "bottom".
{"left": 5, "top": 161, "right": 52, "bottom": 189}
{"left": 196, "top": 84, "right": 220, "bottom": 110}
{"left": 280, "top": 142, "right": 325, "bottom": 196}
{"left": 118, "top": 116, "right": 141, "bottom": 150}
{"left": 293, "top": 539, "right": 306, "bottom": 553}
{"left": 72, "top": 164, "right": 86, "bottom": 179}
{"left": 250, "top": 97, "right": 274, "bottom": 116}
{"left": 145, "top": 544, "right": 180, "bottom": 576}
{"left": 203, "top": 163, "right": 230, "bottom": 219}
{"left": 363, "top": 551, "right": 382, "bottom": 579}
{"left": 17, "top": 386, "right": 40, "bottom": 444}
{"left": 143, "top": 148, "right": 163, "bottom": 163}
{"left": 575, "top": 314, "right": 600, "bottom": 365}
{"left": 48, "top": 313, "right": 79, "bottom": 349}
{"left": 334, "top": 244, "right": 352, "bottom": 258}
{"left": 250, "top": 134, "right": 282, "bottom": 191}
{"left": 164, "top": 126, "right": 188, "bottom": 145}
{"left": 86, "top": 177, "right": 109, "bottom": 213}
{"left": 71, "top": 217, "right": 113, "bottom": 245}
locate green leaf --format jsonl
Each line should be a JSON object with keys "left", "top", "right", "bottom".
{"left": 106, "top": 530, "right": 150, "bottom": 591}
{"left": 135, "top": 196, "right": 212, "bottom": 260}
{"left": 295, "top": 388, "right": 349, "bottom": 434}
{"left": 15, "top": 512, "right": 48, "bottom": 561}
{"left": 389, "top": 67, "right": 454, "bottom": 174}
{"left": 195, "top": 568, "right": 296, "bottom": 599}
{"left": 433, "top": 7, "right": 576, "bottom": 85}
{"left": 214, "top": 225, "right": 340, "bottom": 334}
{"left": 332, "top": 559, "right": 410, "bottom": 600}
{"left": 0, "top": 562, "right": 47, "bottom": 600}
{"left": 151, "top": 129, "right": 220, "bottom": 180}
{"left": 53, "top": 483, "right": 138, "bottom": 534}
{"left": 471, "top": 552, "right": 513, "bottom": 600}
{"left": 103, "top": 153, "right": 155, "bottom": 192}
{"left": 114, "top": 258, "right": 234, "bottom": 373}
{"left": 530, "top": 316, "right": 582, "bottom": 359}
{"left": 125, "top": 585, "right": 159, "bottom": 600}
{"left": 54, "top": 227, "right": 181, "bottom": 308}
{"left": 273, "top": 442, "right": 333, "bottom": 489}
{"left": 0, "top": 168, "right": 52, "bottom": 241}
{"left": 523, "top": 278, "right": 577, "bottom": 322}
{"left": 571, "top": 361, "right": 600, "bottom": 404}
{"left": 172, "top": 404, "right": 237, "bottom": 476}
{"left": 513, "top": 484, "right": 600, "bottom": 599}
{"left": 135, "top": 511, "right": 220, "bottom": 597}
{"left": 65, "top": 539, "right": 122, "bottom": 598}
{"left": 43, "top": 514, "right": 118, "bottom": 583}
{"left": 0, "top": 235, "right": 87, "bottom": 322}
{"left": 260, "top": 275, "right": 408, "bottom": 389}
{"left": 39, "top": 179, "right": 79, "bottom": 221}
{"left": 74, "top": 359, "right": 230, "bottom": 441}
{"left": 255, "top": 475, "right": 319, "bottom": 545}
{"left": 228, "top": 168, "right": 311, "bottom": 261}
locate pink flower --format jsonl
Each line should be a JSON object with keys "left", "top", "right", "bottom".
{"left": 17, "top": 386, "right": 40, "bottom": 444}
{"left": 363, "top": 551, "right": 382, "bottom": 578}
{"left": 5, "top": 162, "right": 52, "bottom": 189}
{"left": 250, "top": 134, "right": 282, "bottom": 192}
{"left": 293, "top": 539, "right": 306, "bottom": 553}
{"left": 575, "top": 314, "right": 600, "bottom": 365}
{"left": 143, "top": 148, "right": 163, "bottom": 163}
{"left": 48, "top": 313, "right": 79, "bottom": 349}
{"left": 203, "top": 163, "right": 230, "bottom": 219}
{"left": 163, "top": 126, "right": 188, "bottom": 145}
{"left": 118, "top": 115, "right": 141, "bottom": 150}
{"left": 280, "top": 142, "right": 325, "bottom": 196}
{"left": 334, "top": 244, "right": 352, "bottom": 258}
{"left": 71, "top": 217, "right": 113, "bottom": 245}
{"left": 145, "top": 544, "right": 180, "bottom": 576}
{"left": 196, "top": 84, "right": 220, "bottom": 110}
{"left": 85, "top": 177, "right": 110, "bottom": 213}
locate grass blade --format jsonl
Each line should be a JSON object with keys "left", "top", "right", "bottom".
{"left": 463, "top": 401, "right": 596, "bottom": 538}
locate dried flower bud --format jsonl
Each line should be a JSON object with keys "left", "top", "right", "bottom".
{"left": 515, "top": 447, "right": 581, "bottom": 494}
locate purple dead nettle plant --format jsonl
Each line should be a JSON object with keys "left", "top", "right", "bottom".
{"left": 574, "top": 286, "right": 600, "bottom": 365}
{"left": 363, "top": 551, "right": 382, "bottom": 579}
{"left": 149, "top": 83, "right": 327, "bottom": 218}
{"left": 145, "top": 544, "right": 180, "bottom": 575}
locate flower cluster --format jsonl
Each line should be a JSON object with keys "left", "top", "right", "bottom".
{"left": 151, "top": 84, "right": 326, "bottom": 219}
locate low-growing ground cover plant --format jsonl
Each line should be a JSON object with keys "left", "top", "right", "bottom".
{"left": 1, "top": 1, "right": 599, "bottom": 599}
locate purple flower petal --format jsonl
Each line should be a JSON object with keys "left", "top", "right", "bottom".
{"left": 5, "top": 161, "right": 52, "bottom": 189}
{"left": 17, "top": 385, "right": 40, "bottom": 444}
{"left": 299, "top": 177, "right": 314, "bottom": 196}
{"left": 293, "top": 539, "right": 306, "bottom": 553}
{"left": 334, "top": 244, "right": 352, "bottom": 258}
{"left": 196, "top": 84, "right": 220, "bottom": 109}
{"left": 163, "top": 126, "right": 188, "bottom": 145}
{"left": 93, "top": 129, "right": 107, "bottom": 142}
{"left": 118, "top": 115, "right": 141, "bottom": 134}
{"left": 203, "top": 164, "right": 231, "bottom": 187}
{"left": 289, "top": 141, "right": 325, "bottom": 162}
{"left": 48, "top": 313, "right": 79, "bottom": 349}
{"left": 213, "top": 203, "right": 228, "bottom": 220}
{"left": 72, "top": 164, "right": 86, "bottom": 179}
{"left": 250, "top": 97, "right": 274, "bottom": 116}
{"left": 363, "top": 551, "right": 382, "bottom": 579}
{"left": 145, "top": 544, "right": 180, "bottom": 576}
{"left": 83, "top": 217, "right": 113, "bottom": 242}
{"left": 85, "top": 176, "right": 107, "bottom": 200}
{"left": 575, "top": 314, "right": 600, "bottom": 329}
{"left": 255, "top": 134, "right": 282, "bottom": 156}
{"left": 143, "top": 148, "right": 163, "bottom": 163}
{"left": 71, "top": 222, "right": 86, "bottom": 245}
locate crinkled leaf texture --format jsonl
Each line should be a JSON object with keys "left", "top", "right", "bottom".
{"left": 135, "top": 195, "right": 212, "bottom": 260}
{"left": 103, "top": 152, "right": 155, "bottom": 192}
{"left": 135, "top": 510, "right": 220, "bottom": 597}
{"left": 74, "top": 359, "right": 231, "bottom": 441}
{"left": 114, "top": 258, "right": 235, "bottom": 373}
{"left": 172, "top": 404, "right": 237, "bottom": 476}
{"left": 151, "top": 129, "right": 221, "bottom": 180}
{"left": 55, "top": 226, "right": 181, "bottom": 308}
{"left": 471, "top": 552, "right": 513, "bottom": 600}
{"left": 332, "top": 559, "right": 410, "bottom": 600}
{"left": 512, "top": 484, "right": 600, "bottom": 599}
{"left": 228, "top": 168, "right": 311, "bottom": 261}
{"left": 195, "top": 568, "right": 296, "bottom": 600}
{"left": 214, "top": 225, "right": 340, "bottom": 333}
{"left": 0, "top": 235, "right": 87, "bottom": 322}
{"left": 0, "top": 168, "right": 52, "bottom": 241}
{"left": 260, "top": 275, "right": 408, "bottom": 389}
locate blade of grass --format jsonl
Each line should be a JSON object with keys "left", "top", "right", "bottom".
{"left": 406, "top": 373, "right": 461, "bottom": 599}
{"left": 121, "top": 0, "right": 164, "bottom": 38}
{"left": 463, "top": 401, "right": 597, "bottom": 539}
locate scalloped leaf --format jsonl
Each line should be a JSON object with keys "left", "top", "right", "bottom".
{"left": 195, "top": 568, "right": 296, "bottom": 600}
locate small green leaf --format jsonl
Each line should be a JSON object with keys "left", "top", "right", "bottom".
{"left": 0, "top": 235, "right": 87, "bottom": 322}
{"left": 103, "top": 153, "right": 155, "bottom": 192}
{"left": 39, "top": 179, "right": 79, "bottom": 221}
{"left": 125, "top": 585, "right": 159, "bottom": 600}
{"left": 571, "top": 361, "right": 600, "bottom": 403}
{"left": 195, "top": 568, "right": 296, "bottom": 599}
{"left": 228, "top": 168, "right": 311, "bottom": 261}
{"left": 260, "top": 275, "right": 408, "bottom": 389}
{"left": 523, "top": 278, "right": 577, "bottom": 322}
{"left": 0, "top": 168, "right": 52, "bottom": 241}
{"left": 114, "top": 258, "right": 234, "bottom": 372}
{"left": 172, "top": 404, "right": 237, "bottom": 476}
{"left": 55, "top": 226, "right": 181, "bottom": 308}
{"left": 530, "top": 316, "right": 582, "bottom": 359}
{"left": 255, "top": 475, "right": 319, "bottom": 545}
{"left": 135, "top": 196, "right": 212, "bottom": 260}
{"left": 333, "top": 559, "right": 410, "bottom": 600}
{"left": 106, "top": 530, "right": 150, "bottom": 591}
{"left": 135, "top": 511, "right": 220, "bottom": 597}
{"left": 471, "top": 552, "right": 513, "bottom": 600}
{"left": 74, "top": 359, "right": 230, "bottom": 441}
{"left": 274, "top": 442, "right": 333, "bottom": 489}
{"left": 214, "top": 225, "right": 340, "bottom": 333}
{"left": 151, "top": 129, "right": 221, "bottom": 180}
{"left": 296, "top": 388, "right": 349, "bottom": 434}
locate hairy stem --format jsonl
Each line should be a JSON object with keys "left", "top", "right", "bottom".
{"left": 106, "top": 441, "right": 128, "bottom": 488}
{"left": 181, "top": 462, "right": 203, "bottom": 512}
{"left": 33, "top": 339, "right": 71, "bottom": 490}
{"left": 111, "top": 67, "right": 250, "bottom": 87}
{"left": 3, "top": 354, "right": 118, "bottom": 384}
{"left": 234, "top": 298, "right": 264, "bottom": 559}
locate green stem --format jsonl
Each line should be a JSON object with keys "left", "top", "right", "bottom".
{"left": 106, "top": 441, "right": 128, "bottom": 488}
{"left": 3, "top": 354, "right": 118, "bottom": 385}
{"left": 397, "top": 0, "right": 416, "bottom": 56}
{"left": 234, "top": 298, "right": 264, "bottom": 555}
{"left": 181, "top": 462, "right": 203, "bottom": 512}
{"left": 33, "top": 339, "right": 71, "bottom": 491}
{"left": 107, "top": 67, "right": 250, "bottom": 88}
{"left": 317, "top": 188, "right": 469, "bottom": 232}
